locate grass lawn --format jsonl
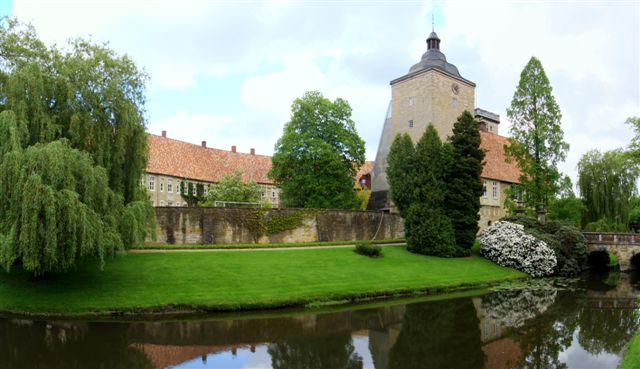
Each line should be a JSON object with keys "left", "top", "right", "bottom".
{"left": 620, "top": 330, "right": 640, "bottom": 369}
{"left": 0, "top": 246, "right": 525, "bottom": 316}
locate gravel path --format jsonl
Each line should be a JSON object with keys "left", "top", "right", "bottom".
{"left": 129, "top": 243, "right": 406, "bottom": 253}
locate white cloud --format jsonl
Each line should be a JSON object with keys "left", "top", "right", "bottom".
{"left": 12, "top": 0, "right": 639, "bottom": 187}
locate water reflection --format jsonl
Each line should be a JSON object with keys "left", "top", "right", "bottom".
{"left": 0, "top": 272, "right": 638, "bottom": 369}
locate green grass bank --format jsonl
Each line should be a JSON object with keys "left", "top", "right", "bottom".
{"left": 0, "top": 246, "right": 525, "bottom": 317}
{"left": 620, "top": 331, "right": 640, "bottom": 369}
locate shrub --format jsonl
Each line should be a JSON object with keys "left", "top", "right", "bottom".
{"left": 504, "top": 215, "right": 588, "bottom": 276}
{"left": 480, "top": 221, "right": 557, "bottom": 277}
{"left": 405, "top": 204, "right": 464, "bottom": 257}
{"left": 354, "top": 242, "right": 382, "bottom": 258}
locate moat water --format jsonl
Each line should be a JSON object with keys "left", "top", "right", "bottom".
{"left": 1, "top": 271, "right": 639, "bottom": 369}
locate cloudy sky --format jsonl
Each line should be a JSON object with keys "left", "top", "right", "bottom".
{"left": 3, "top": 0, "right": 639, "bottom": 189}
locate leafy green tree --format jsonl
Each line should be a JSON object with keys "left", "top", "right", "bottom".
{"left": 547, "top": 196, "right": 587, "bottom": 228}
{"left": 578, "top": 149, "right": 639, "bottom": 228}
{"left": 444, "top": 110, "right": 485, "bottom": 250}
{"left": 627, "top": 116, "right": 640, "bottom": 162}
{"left": 0, "top": 20, "right": 154, "bottom": 276}
{"left": 203, "top": 171, "right": 262, "bottom": 205}
{"left": 386, "top": 133, "right": 416, "bottom": 217}
{"left": 269, "top": 91, "right": 365, "bottom": 209}
{"left": 505, "top": 56, "right": 569, "bottom": 214}
{"left": 0, "top": 19, "right": 149, "bottom": 204}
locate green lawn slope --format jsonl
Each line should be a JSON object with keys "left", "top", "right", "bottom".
{"left": 0, "top": 246, "right": 525, "bottom": 317}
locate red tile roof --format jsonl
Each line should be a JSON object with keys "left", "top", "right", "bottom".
{"left": 146, "top": 135, "right": 274, "bottom": 184}
{"left": 354, "top": 161, "right": 373, "bottom": 188}
{"left": 356, "top": 161, "right": 373, "bottom": 178}
{"left": 480, "top": 131, "right": 521, "bottom": 184}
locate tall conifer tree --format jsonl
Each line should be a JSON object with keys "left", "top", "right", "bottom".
{"left": 505, "top": 56, "right": 568, "bottom": 214}
{"left": 387, "top": 133, "right": 416, "bottom": 217}
{"left": 445, "top": 111, "right": 485, "bottom": 249}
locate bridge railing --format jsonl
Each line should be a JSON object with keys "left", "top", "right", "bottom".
{"left": 583, "top": 232, "right": 639, "bottom": 244}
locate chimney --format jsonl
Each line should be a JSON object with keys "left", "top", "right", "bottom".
{"left": 231, "top": 145, "right": 236, "bottom": 153}
{"left": 201, "top": 141, "right": 207, "bottom": 148}
{"left": 161, "top": 130, "right": 167, "bottom": 138}
{"left": 250, "top": 148, "right": 255, "bottom": 155}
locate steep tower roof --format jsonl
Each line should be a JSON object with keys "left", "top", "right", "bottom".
{"left": 394, "top": 31, "right": 474, "bottom": 86}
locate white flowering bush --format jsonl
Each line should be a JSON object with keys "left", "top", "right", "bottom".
{"left": 480, "top": 221, "right": 557, "bottom": 277}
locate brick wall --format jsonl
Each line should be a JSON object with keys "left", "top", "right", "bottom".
{"left": 150, "top": 207, "right": 404, "bottom": 244}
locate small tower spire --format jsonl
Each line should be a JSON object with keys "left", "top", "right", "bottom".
{"left": 426, "top": 29, "right": 440, "bottom": 50}
{"left": 432, "top": 14, "right": 434, "bottom": 32}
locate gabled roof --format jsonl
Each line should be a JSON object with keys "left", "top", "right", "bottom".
{"left": 480, "top": 131, "right": 521, "bottom": 184}
{"left": 356, "top": 161, "right": 373, "bottom": 180}
{"left": 146, "top": 134, "right": 274, "bottom": 184}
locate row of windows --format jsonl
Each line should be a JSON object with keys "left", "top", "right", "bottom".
{"left": 142, "top": 176, "right": 210, "bottom": 195}
{"left": 482, "top": 181, "right": 499, "bottom": 199}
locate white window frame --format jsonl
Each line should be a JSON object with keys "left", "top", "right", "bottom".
{"left": 408, "top": 96, "right": 415, "bottom": 106}
{"left": 492, "top": 181, "right": 498, "bottom": 199}
{"left": 149, "top": 176, "right": 156, "bottom": 191}
{"left": 160, "top": 200, "right": 164, "bottom": 206}
{"left": 167, "top": 178, "right": 173, "bottom": 193}
{"left": 159, "top": 177, "right": 164, "bottom": 192}
{"left": 482, "top": 181, "right": 487, "bottom": 198}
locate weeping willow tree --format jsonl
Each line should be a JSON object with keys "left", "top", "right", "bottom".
{"left": 0, "top": 19, "right": 154, "bottom": 276}
{"left": 578, "top": 149, "right": 639, "bottom": 229}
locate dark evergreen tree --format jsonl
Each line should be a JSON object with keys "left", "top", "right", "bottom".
{"left": 404, "top": 125, "right": 458, "bottom": 257}
{"left": 386, "top": 133, "right": 416, "bottom": 217}
{"left": 445, "top": 110, "right": 485, "bottom": 250}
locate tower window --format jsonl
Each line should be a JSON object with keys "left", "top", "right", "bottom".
{"left": 408, "top": 120, "right": 414, "bottom": 128}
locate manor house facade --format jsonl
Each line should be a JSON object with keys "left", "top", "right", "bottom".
{"left": 142, "top": 131, "right": 374, "bottom": 208}
{"left": 142, "top": 131, "right": 281, "bottom": 207}
{"left": 369, "top": 31, "right": 520, "bottom": 231}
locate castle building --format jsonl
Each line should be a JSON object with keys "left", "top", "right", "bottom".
{"left": 142, "top": 131, "right": 374, "bottom": 208}
{"left": 142, "top": 131, "right": 281, "bottom": 207}
{"left": 369, "top": 31, "right": 520, "bottom": 231}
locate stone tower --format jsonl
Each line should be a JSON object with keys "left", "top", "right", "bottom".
{"left": 369, "top": 31, "right": 476, "bottom": 211}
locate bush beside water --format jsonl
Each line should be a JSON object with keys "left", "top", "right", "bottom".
{"left": 354, "top": 242, "right": 382, "bottom": 258}
{"left": 503, "top": 216, "right": 588, "bottom": 276}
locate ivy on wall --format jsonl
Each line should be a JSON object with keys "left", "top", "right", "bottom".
{"left": 227, "top": 209, "right": 319, "bottom": 241}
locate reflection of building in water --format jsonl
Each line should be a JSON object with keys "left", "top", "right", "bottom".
{"left": 472, "top": 297, "right": 523, "bottom": 369}
{"left": 368, "top": 323, "right": 403, "bottom": 369}
{"left": 125, "top": 304, "right": 406, "bottom": 369}
{"left": 473, "top": 297, "right": 507, "bottom": 343}
{"left": 587, "top": 273, "right": 639, "bottom": 309}
{"left": 131, "top": 343, "right": 259, "bottom": 369}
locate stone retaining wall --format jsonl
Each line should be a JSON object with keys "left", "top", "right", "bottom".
{"left": 150, "top": 207, "right": 404, "bottom": 244}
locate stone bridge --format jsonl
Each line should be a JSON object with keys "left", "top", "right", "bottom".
{"left": 584, "top": 232, "right": 640, "bottom": 271}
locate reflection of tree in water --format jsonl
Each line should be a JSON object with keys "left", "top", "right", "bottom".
{"left": 578, "top": 304, "right": 640, "bottom": 354}
{"left": 0, "top": 320, "right": 153, "bottom": 369}
{"left": 481, "top": 287, "right": 557, "bottom": 328}
{"left": 387, "top": 298, "right": 485, "bottom": 369}
{"left": 268, "top": 333, "right": 363, "bottom": 369}
{"left": 480, "top": 285, "right": 575, "bottom": 369}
